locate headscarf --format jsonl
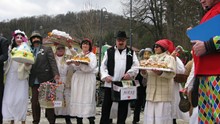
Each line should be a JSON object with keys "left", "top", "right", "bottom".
{"left": 155, "top": 39, "right": 175, "bottom": 53}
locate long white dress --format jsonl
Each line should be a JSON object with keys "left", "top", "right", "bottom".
{"left": 54, "top": 56, "right": 72, "bottom": 115}
{"left": 171, "top": 57, "right": 189, "bottom": 121}
{"left": 184, "top": 63, "right": 198, "bottom": 124}
{"left": 2, "top": 60, "right": 29, "bottom": 121}
{"left": 70, "top": 52, "right": 97, "bottom": 117}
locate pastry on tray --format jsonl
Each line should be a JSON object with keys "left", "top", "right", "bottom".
{"left": 47, "top": 29, "right": 73, "bottom": 46}
{"left": 66, "top": 55, "right": 90, "bottom": 65}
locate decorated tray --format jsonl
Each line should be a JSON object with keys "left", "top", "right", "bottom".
{"left": 134, "top": 66, "right": 173, "bottom": 72}
{"left": 66, "top": 59, "right": 89, "bottom": 65}
{"left": 47, "top": 29, "right": 73, "bottom": 46}
{"left": 48, "top": 35, "right": 73, "bottom": 46}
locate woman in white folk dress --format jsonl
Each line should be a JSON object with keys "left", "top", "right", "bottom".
{"left": 169, "top": 46, "right": 190, "bottom": 123}
{"left": 68, "top": 38, "right": 97, "bottom": 124}
{"left": 54, "top": 44, "right": 75, "bottom": 124}
{"left": 2, "top": 30, "right": 32, "bottom": 124}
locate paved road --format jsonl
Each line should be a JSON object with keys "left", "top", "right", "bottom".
{"left": 3, "top": 100, "right": 189, "bottom": 124}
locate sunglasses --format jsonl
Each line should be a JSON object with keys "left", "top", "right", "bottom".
{"left": 154, "top": 44, "right": 161, "bottom": 48}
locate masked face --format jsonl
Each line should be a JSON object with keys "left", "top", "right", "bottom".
{"left": 15, "top": 34, "right": 23, "bottom": 46}
{"left": 31, "top": 37, "right": 41, "bottom": 47}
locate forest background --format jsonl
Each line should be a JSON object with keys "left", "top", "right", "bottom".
{"left": 0, "top": 0, "right": 204, "bottom": 51}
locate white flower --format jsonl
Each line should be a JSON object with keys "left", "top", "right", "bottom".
{"left": 38, "top": 49, "right": 44, "bottom": 55}
{"left": 127, "top": 50, "right": 133, "bottom": 57}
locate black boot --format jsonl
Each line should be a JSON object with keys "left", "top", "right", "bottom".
{"left": 77, "top": 117, "right": 83, "bottom": 124}
{"left": 109, "top": 119, "right": 113, "bottom": 124}
{"left": 88, "top": 117, "right": 95, "bottom": 124}
{"left": 173, "top": 119, "right": 177, "bottom": 124}
{"left": 65, "top": 116, "right": 72, "bottom": 124}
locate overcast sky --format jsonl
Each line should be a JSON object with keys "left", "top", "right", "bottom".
{"left": 0, "top": 0, "right": 125, "bottom": 22}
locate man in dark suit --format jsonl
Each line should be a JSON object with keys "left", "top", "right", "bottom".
{"left": 29, "top": 31, "right": 60, "bottom": 124}
{"left": 0, "top": 36, "right": 9, "bottom": 124}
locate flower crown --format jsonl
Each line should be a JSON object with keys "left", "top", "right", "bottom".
{"left": 12, "top": 29, "right": 28, "bottom": 42}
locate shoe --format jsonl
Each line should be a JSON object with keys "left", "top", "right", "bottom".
{"left": 88, "top": 117, "right": 95, "bottom": 124}
{"left": 132, "top": 121, "right": 140, "bottom": 124}
{"left": 77, "top": 118, "right": 83, "bottom": 124}
{"left": 65, "top": 117, "right": 72, "bottom": 124}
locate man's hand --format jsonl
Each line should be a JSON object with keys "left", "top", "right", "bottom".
{"left": 54, "top": 75, "right": 60, "bottom": 82}
{"left": 187, "top": 27, "right": 192, "bottom": 31}
{"left": 191, "top": 40, "right": 206, "bottom": 56}
{"left": 122, "top": 73, "right": 132, "bottom": 80}
{"left": 105, "top": 76, "right": 112, "bottom": 83}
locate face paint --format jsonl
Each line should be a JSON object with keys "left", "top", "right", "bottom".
{"left": 15, "top": 35, "right": 23, "bottom": 40}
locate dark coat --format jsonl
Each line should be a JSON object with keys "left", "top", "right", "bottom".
{"left": 0, "top": 36, "right": 9, "bottom": 86}
{"left": 29, "top": 45, "right": 59, "bottom": 86}
{"left": 0, "top": 36, "right": 9, "bottom": 67}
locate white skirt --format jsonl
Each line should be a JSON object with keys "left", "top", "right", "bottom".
{"left": 2, "top": 61, "right": 29, "bottom": 121}
{"left": 55, "top": 88, "right": 71, "bottom": 115}
{"left": 144, "top": 101, "right": 172, "bottom": 124}
{"left": 189, "top": 107, "right": 198, "bottom": 124}
{"left": 70, "top": 72, "right": 96, "bottom": 117}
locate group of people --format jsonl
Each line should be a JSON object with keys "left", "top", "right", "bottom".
{"left": 0, "top": 30, "right": 98, "bottom": 124}
{"left": 0, "top": 0, "right": 219, "bottom": 124}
